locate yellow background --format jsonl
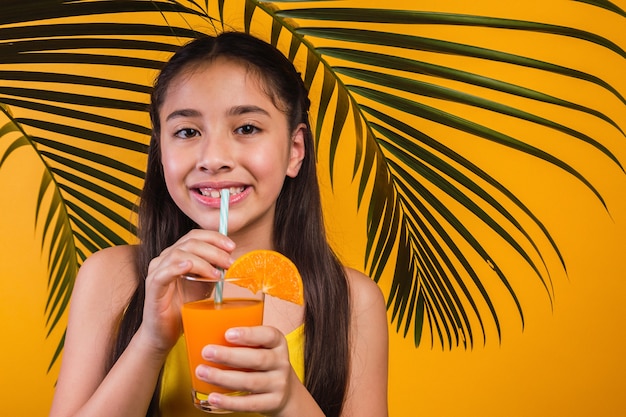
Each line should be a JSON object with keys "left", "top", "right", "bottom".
{"left": 1, "top": 1, "right": 625, "bottom": 416}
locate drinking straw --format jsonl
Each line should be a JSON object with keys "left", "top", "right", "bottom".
{"left": 215, "top": 188, "right": 230, "bottom": 304}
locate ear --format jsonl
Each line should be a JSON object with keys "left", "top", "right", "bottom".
{"left": 286, "top": 123, "right": 306, "bottom": 178}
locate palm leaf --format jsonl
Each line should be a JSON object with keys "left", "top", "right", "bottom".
{"left": 573, "top": 0, "right": 626, "bottom": 17}
{"left": 1, "top": 103, "right": 78, "bottom": 371}
{"left": 0, "top": 1, "right": 624, "bottom": 372}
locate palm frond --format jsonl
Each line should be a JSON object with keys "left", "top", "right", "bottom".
{"left": 256, "top": 1, "right": 626, "bottom": 347}
{"left": 1, "top": 104, "right": 78, "bottom": 371}
{"left": 573, "top": 0, "right": 626, "bottom": 18}
{"left": 0, "top": 0, "right": 210, "bottom": 370}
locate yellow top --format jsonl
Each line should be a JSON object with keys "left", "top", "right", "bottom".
{"left": 160, "top": 325, "right": 305, "bottom": 417}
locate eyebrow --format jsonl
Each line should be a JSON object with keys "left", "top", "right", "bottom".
{"left": 165, "top": 108, "right": 202, "bottom": 122}
{"left": 228, "top": 105, "right": 271, "bottom": 117}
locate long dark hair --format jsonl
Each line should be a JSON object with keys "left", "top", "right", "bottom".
{"left": 109, "top": 32, "right": 350, "bottom": 417}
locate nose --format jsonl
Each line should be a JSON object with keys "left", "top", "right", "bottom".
{"left": 196, "top": 134, "right": 234, "bottom": 173}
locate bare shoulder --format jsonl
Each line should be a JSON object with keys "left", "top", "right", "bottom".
{"left": 342, "top": 267, "right": 389, "bottom": 416}
{"left": 81, "top": 244, "right": 137, "bottom": 272}
{"left": 73, "top": 245, "right": 139, "bottom": 312}
{"left": 63, "top": 244, "right": 140, "bottom": 355}
{"left": 344, "top": 267, "right": 386, "bottom": 315}
{"left": 51, "top": 246, "right": 141, "bottom": 415}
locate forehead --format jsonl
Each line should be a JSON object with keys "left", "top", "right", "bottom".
{"left": 164, "top": 57, "right": 285, "bottom": 112}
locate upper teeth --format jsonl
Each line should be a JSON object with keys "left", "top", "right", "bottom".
{"left": 199, "top": 186, "right": 244, "bottom": 197}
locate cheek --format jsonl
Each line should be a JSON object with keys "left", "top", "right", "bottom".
{"left": 243, "top": 144, "right": 290, "bottom": 181}
{"left": 160, "top": 149, "right": 188, "bottom": 192}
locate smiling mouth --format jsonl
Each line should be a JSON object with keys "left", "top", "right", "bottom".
{"left": 196, "top": 186, "right": 246, "bottom": 198}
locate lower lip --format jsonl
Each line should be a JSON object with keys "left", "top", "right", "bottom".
{"left": 191, "top": 187, "right": 250, "bottom": 208}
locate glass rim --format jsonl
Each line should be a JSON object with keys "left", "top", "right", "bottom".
{"left": 180, "top": 274, "right": 244, "bottom": 283}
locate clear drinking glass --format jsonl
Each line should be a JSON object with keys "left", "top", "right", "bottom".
{"left": 178, "top": 275, "right": 265, "bottom": 413}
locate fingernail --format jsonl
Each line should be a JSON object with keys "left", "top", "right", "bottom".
{"left": 208, "top": 393, "right": 222, "bottom": 406}
{"left": 203, "top": 346, "right": 216, "bottom": 360}
{"left": 196, "top": 366, "right": 208, "bottom": 379}
{"left": 225, "top": 328, "right": 240, "bottom": 342}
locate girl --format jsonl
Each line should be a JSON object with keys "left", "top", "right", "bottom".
{"left": 49, "top": 31, "right": 388, "bottom": 417}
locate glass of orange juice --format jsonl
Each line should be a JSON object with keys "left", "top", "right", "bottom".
{"left": 178, "top": 275, "right": 264, "bottom": 413}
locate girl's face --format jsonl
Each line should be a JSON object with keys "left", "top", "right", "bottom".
{"left": 159, "top": 58, "right": 305, "bottom": 248}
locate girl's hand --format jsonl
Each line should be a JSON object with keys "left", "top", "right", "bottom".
{"left": 139, "top": 229, "right": 235, "bottom": 355}
{"left": 197, "top": 325, "right": 297, "bottom": 416}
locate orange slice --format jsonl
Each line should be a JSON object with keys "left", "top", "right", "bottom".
{"left": 224, "top": 250, "right": 304, "bottom": 305}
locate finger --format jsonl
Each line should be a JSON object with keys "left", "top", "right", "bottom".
{"left": 201, "top": 327, "right": 288, "bottom": 370}
{"left": 207, "top": 391, "right": 281, "bottom": 414}
{"left": 202, "top": 345, "right": 281, "bottom": 374}
{"left": 180, "top": 229, "right": 236, "bottom": 255}
{"left": 161, "top": 247, "right": 222, "bottom": 280}
{"left": 149, "top": 240, "right": 233, "bottom": 281}
{"left": 146, "top": 257, "right": 191, "bottom": 297}
{"left": 173, "top": 237, "right": 234, "bottom": 272}
{"left": 159, "top": 228, "right": 235, "bottom": 262}
{"left": 147, "top": 251, "right": 215, "bottom": 289}
{"left": 196, "top": 365, "right": 276, "bottom": 394}
{"left": 223, "top": 326, "right": 285, "bottom": 348}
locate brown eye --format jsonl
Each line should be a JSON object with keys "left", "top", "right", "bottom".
{"left": 175, "top": 128, "right": 199, "bottom": 139}
{"left": 236, "top": 124, "right": 259, "bottom": 135}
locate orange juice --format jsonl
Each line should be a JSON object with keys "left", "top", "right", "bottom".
{"left": 181, "top": 298, "right": 264, "bottom": 395}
